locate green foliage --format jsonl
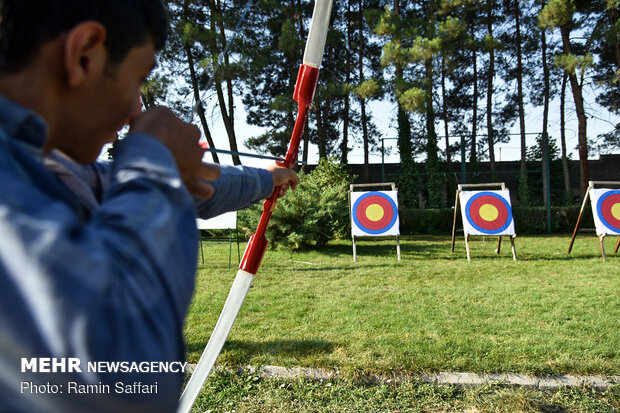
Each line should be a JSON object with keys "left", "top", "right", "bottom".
{"left": 278, "top": 19, "right": 301, "bottom": 57}
{"left": 398, "top": 87, "right": 426, "bottom": 113}
{"left": 239, "top": 159, "right": 354, "bottom": 250}
{"left": 353, "top": 79, "right": 380, "bottom": 99}
{"left": 526, "top": 134, "right": 561, "bottom": 161}
{"left": 400, "top": 208, "right": 455, "bottom": 234}
{"left": 437, "top": 16, "right": 467, "bottom": 41}
{"left": 408, "top": 36, "right": 441, "bottom": 62}
{"left": 399, "top": 206, "right": 589, "bottom": 235}
{"left": 380, "top": 41, "right": 409, "bottom": 68}
{"left": 518, "top": 175, "right": 531, "bottom": 207}
{"left": 554, "top": 52, "right": 593, "bottom": 76}
{"left": 538, "top": 0, "right": 576, "bottom": 29}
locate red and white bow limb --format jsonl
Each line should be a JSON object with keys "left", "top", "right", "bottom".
{"left": 240, "top": 0, "right": 332, "bottom": 275}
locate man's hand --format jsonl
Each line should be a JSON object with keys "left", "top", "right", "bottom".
{"left": 266, "top": 164, "right": 300, "bottom": 198}
{"left": 130, "top": 107, "right": 220, "bottom": 198}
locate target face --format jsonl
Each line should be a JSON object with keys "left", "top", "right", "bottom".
{"left": 459, "top": 190, "right": 515, "bottom": 236}
{"left": 590, "top": 189, "right": 620, "bottom": 235}
{"left": 350, "top": 191, "right": 399, "bottom": 236}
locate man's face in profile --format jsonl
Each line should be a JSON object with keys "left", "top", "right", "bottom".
{"left": 52, "top": 41, "right": 156, "bottom": 164}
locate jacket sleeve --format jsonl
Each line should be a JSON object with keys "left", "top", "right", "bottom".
{"left": 0, "top": 133, "right": 197, "bottom": 413}
{"left": 194, "top": 164, "right": 274, "bottom": 219}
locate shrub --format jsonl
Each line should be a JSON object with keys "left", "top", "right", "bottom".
{"left": 239, "top": 158, "right": 354, "bottom": 250}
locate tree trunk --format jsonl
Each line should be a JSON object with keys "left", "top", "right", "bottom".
{"left": 210, "top": 0, "right": 241, "bottom": 165}
{"left": 425, "top": 57, "right": 440, "bottom": 207}
{"left": 560, "top": 26, "right": 588, "bottom": 194}
{"left": 541, "top": 17, "right": 551, "bottom": 208}
{"left": 515, "top": 0, "right": 528, "bottom": 204}
{"left": 441, "top": 56, "right": 451, "bottom": 168}
{"left": 609, "top": 7, "right": 620, "bottom": 68}
{"left": 486, "top": 0, "right": 496, "bottom": 176}
{"left": 316, "top": 103, "right": 327, "bottom": 159}
{"left": 560, "top": 72, "right": 571, "bottom": 199}
{"left": 359, "top": 0, "right": 370, "bottom": 182}
{"left": 184, "top": 42, "right": 220, "bottom": 164}
{"left": 471, "top": 25, "right": 478, "bottom": 164}
{"left": 296, "top": 0, "right": 309, "bottom": 165}
{"left": 341, "top": 0, "right": 353, "bottom": 164}
{"left": 394, "top": 0, "right": 415, "bottom": 205}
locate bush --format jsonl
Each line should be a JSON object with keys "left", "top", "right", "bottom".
{"left": 238, "top": 158, "right": 354, "bottom": 250}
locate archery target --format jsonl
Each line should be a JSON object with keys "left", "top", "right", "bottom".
{"left": 590, "top": 188, "right": 620, "bottom": 235}
{"left": 351, "top": 191, "right": 399, "bottom": 236}
{"left": 459, "top": 190, "right": 515, "bottom": 236}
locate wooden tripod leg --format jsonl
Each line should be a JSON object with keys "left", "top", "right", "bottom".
{"left": 614, "top": 237, "right": 620, "bottom": 254}
{"left": 451, "top": 190, "right": 460, "bottom": 252}
{"left": 496, "top": 236, "right": 502, "bottom": 255}
{"left": 352, "top": 236, "right": 357, "bottom": 263}
{"left": 396, "top": 235, "right": 402, "bottom": 261}
{"left": 465, "top": 235, "right": 471, "bottom": 262}
{"left": 568, "top": 189, "right": 590, "bottom": 254}
{"left": 511, "top": 236, "right": 518, "bottom": 260}
{"left": 599, "top": 236, "right": 607, "bottom": 261}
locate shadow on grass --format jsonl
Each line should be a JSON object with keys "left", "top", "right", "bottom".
{"left": 538, "top": 404, "right": 567, "bottom": 413}
{"left": 319, "top": 241, "right": 426, "bottom": 257}
{"left": 304, "top": 237, "right": 618, "bottom": 262}
{"left": 288, "top": 263, "right": 396, "bottom": 272}
{"left": 186, "top": 339, "right": 336, "bottom": 363}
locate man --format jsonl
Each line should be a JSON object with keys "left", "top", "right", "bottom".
{"left": 0, "top": 1, "right": 297, "bottom": 412}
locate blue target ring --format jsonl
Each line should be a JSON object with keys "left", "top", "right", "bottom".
{"left": 352, "top": 192, "right": 398, "bottom": 235}
{"left": 596, "top": 190, "right": 620, "bottom": 233}
{"left": 465, "top": 192, "right": 513, "bottom": 234}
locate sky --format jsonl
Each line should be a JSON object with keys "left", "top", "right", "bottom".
{"left": 197, "top": 87, "right": 619, "bottom": 169}
{"left": 99, "top": 73, "right": 618, "bottom": 170}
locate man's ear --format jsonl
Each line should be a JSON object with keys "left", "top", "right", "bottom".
{"left": 63, "top": 21, "right": 107, "bottom": 87}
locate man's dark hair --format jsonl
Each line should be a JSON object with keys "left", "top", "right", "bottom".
{"left": 0, "top": 0, "right": 168, "bottom": 73}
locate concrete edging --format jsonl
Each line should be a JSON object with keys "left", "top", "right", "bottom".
{"left": 190, "top": 365, "right": 619, "bottom": 391}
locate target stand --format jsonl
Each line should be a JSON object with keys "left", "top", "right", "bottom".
{"left": 568, "top": 181, "right": 620, "bottom": 261}
{"left": 451, "top": 183, "right": 517, "bottom": 261}
{"left": 349, "top": 183, "right": 401, "bottom": 262}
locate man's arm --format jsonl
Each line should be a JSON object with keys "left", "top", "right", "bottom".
{"left": 194, "top": 164, "right": 273, "bottom": 219}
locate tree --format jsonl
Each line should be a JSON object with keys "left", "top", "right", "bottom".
{"left": 376, "top": 0, "right": 416, "bottom": 207}
{"left": 164, "top": 0, "right": 221, "bottom": 163}
{"left": 243, "top": 1, "right": 309, "bottom": 159}
{"left": 204, "top": 0, "right": 245, "bottom": 165}
{"left": 539, "top": 0, "right": 591, "bottom": 194}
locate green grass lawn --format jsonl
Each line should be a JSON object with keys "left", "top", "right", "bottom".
{"left": 186, "top": 235, "right": 618, "bottom": 377}
{"left": 191, "top": 370, "right": 619, "bottom": 413}
{"left": 185, "top": 235, "right": 618, "bottom": 411}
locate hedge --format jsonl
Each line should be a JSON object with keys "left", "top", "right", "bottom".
{"left": 399, "top": 206, "right": 594, "bottom": 235}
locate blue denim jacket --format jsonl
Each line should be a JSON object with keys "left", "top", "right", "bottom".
{"left": 0, "top": 96, "right": 271, "bottom": 412}
{"left": 44, "top": 150, "right": 275, "bottom": 220}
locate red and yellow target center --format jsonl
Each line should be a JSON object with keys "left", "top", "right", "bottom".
{"left": 611, "top": 203, "right": 620, "bottom": 221}
{"left": 478, "top": 204, "right": 499, "bottom": 222}
{"left": 365, "top": 204, "right": 385, "bottom": 222}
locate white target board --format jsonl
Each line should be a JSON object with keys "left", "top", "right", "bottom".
{"left": 350, "top": 191, "right": 399, "bottom": 237}
{"left": 196, "top": 211, "right": 237, "bottom": 230}
{"left": 590, "top": 188, "right": 620, "bottom": 236}
{"left": 459, "top": 190, "right": 515, "bottom": 236}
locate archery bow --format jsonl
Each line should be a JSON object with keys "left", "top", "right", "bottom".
{"left": 177, "top": 1, "right": 333, "bottom": 411}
